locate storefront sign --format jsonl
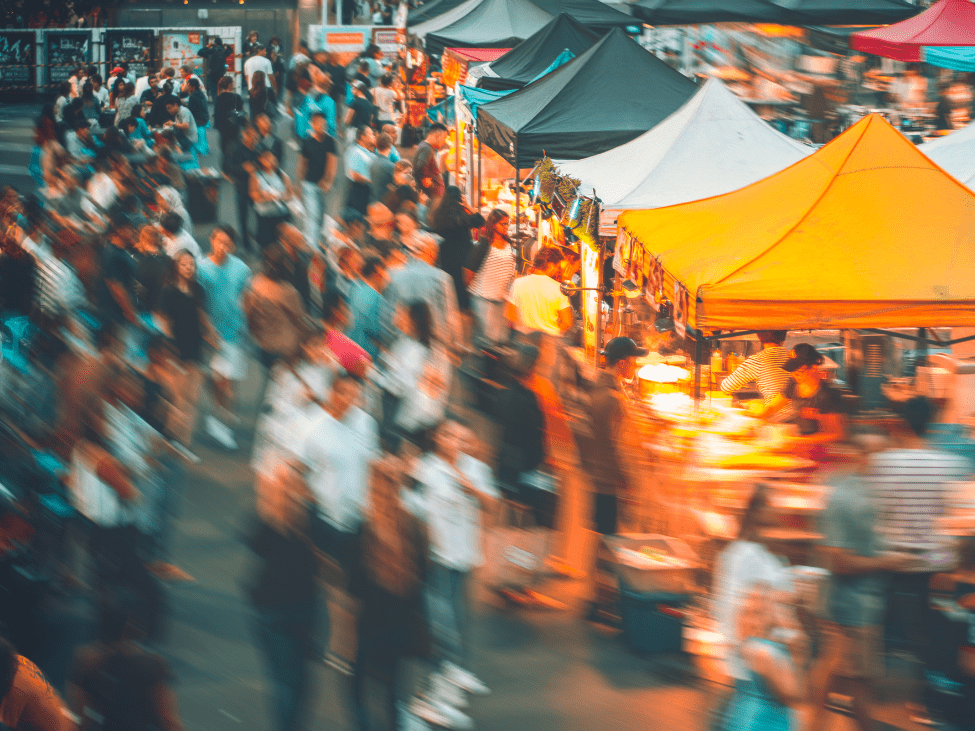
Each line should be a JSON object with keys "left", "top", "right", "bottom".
{"left": 46, "top": 31, "right": 91, "bottom": 87}
{"left": 674, "top": 281, "right": 690, "bottom": 339}
{"left": 105, "top": 30, "right": 154, "bottom": 79}
{"left": 0, "top": 32, "right": 35, "bottom": 93}
{"left": 581, "top": 243, "right": 601, "bottom": 364}
{"left": 161, "top": 32, "right": 205, "bottom": 75}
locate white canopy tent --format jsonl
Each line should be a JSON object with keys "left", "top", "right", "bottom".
{"left": 556, "top": 79, "right": 811, "bottom": 236}
{"left": 920, "top": 121, "right": 975, "bottom": 189}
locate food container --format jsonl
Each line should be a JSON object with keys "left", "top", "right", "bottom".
{"left": 604, "top": 533, "right": 701, "bottom": 595}
{"left": 790, "top": 565, "right": 830, "bottom": 615}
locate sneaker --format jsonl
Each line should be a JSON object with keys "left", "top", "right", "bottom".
{"left": 205, "top": 416, "right": 238, "bottom": 450}
{"left": 442, "top": 662, "right": 489, "bottom": 695}
{"left": 430, "top": 672, "right": 468, "bottom": 709}
{"left": 409, "top": 698, "right": 461, "bottom": 729}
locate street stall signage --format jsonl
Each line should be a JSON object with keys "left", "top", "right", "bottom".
{"left": 0, "top": 32, "right": 35, "bottom": 93}
{"left": 105, "top": 30, "right": 154, "bottom": 79}
{"left": 46, "top": 31, "right": 91, "bottom": 88}
{"left": 161, "top": 32, "right": 205, "bottom": 75}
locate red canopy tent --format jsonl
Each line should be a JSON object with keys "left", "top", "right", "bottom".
{"left": 850, "top": 0, "right": 975, "bottom": 62}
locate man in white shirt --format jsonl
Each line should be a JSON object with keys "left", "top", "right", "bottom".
{"left": 505, "top": 246, "right": 573, "bottom": 383}
{"left": 298, "top": 372, "right": 380, "bottom": 564}
{"left": 344, "top": 125, "right": 376, "bottom": 215}
{"left": 244, "top": 44, "right": 276, "bottom": 94}
{"left": 159, "top": 212, "right": 203, "bottom": 261}
{"left": 409, "top": 419, "right": 497, "bottom": 684}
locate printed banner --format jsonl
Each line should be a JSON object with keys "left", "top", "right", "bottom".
{"left": 0, "top": 32, "right": 35, "bottom": 92}
{"left": 161, "top": 32, "right": 205, "bottom": 75}
{"left": 46, "top": 31, "right": 91, "bottom": 87}
{"left": 105, "top": 30, "right": 154, "bottom": 79}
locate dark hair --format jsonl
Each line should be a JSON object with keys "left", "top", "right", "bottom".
{"left": 129, "top": 103, "right": 143, "bottom": 119}
{"left": 361, "top": 255, "right": 385, "bottom": 281}
{"left": 429, "top": 185, "right": 466, "bottom": 233}
{"left": 310, "top": 110, "right": 326, "bottom": 122}
{"left": 758, "top": 330, "right": 788, "bottom": 346}
{"left": 160, "top": 212, "right": 183, "bottom": 234}
{"left": 217, "top": 75, "right": 234, "bottom": 91}
{"left": 902, "top": 395, "right": 933, "bottom": 438}
{"left": 188, "top": 77, "right": 202, "bottom": 91}
{"left": 533, "top": 246, "right": 563, "bottom": 270}
{"left": 212, "top": 225, "right": 238, "bottom": 246}
{"left": 483, "top": 208, "right": 509, "bottom": 236}
{"left": 321, "top": 288, "right": 348, "bottom": 325}
{"left": 387, "top": 184, "right": 418, "bottom": 214}
{"left": 0, "top": 638, "right": 17, "bottom": 701}
{"left": 81, "top": 81, "right": 94, "bottom": 101}
{"left": 380, "top": 73, "right": 393, "bottom": 87}
{"left": 428, "top": 122, "right": 448, "bottom": 134}
{"left": 262, "top": 241, "right": 288, "bottom": 281}
{"left": 355, "top": 125, "right": 372, "bottom": 142}
{"left": 375, "top": 132, "right": 393, "bottom": 153}
{"left": 358, "top": 61, "right": 370, "bottom": 72}
{"left": 250, "top": 70, "right": 267, "bottom": 95}
{"left": 738, "top": 483, "right": 771, "bottom": 541}
{"left": 58, "top": 81, "right": 72, "bottom": 97}
{"left": 405, "top": 300, "right": 433, "bottom": 348}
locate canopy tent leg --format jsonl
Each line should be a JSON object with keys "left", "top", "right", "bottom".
{"left": 693, "top": 332, "right": 704, "bottom": 403}
{"left": 477, "top": 131, "right": 482, "bottom": 209}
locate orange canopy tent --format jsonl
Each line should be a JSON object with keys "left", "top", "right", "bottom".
{"left": 616, "top": 114, "right": 975, "bottom": 333}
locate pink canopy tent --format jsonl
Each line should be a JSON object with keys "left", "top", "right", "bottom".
{"left": 850, "top": 0, "right": 975, "bottom": 62}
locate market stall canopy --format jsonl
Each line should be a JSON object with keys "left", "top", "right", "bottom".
{"left": 923, "top": 44, "right": 975, "bottom": 70}
{"left": 477, "top": 13, "right": 601, "bottom": 91}
{"left": 557, "top": 79, "right": 810, "bottom": 236}
{"left": 477, "top": 28, "right": 698, "bottom": 168}
{"left": 408, "top": 0, "right": 472, "bottom": 24}
{"left": 617, "top": 114, "right": 975, "bottom": 331}
{"left": 774, "top": 0, "right": 919, "bottom": 25}
{"left": 850, "top": 0, "right": 975, "bottom": 63}
{"left": 424, "top": 0, "right": 555, "bottom": 56}
{"left": 633, "top": 0, "right": 792, "bottom": 25}
{"left": 527, "top": 0, "right": 636, "bottom": 29}
{"left": 920, "top": 120, "right": 975, "bottom": 189}
{"left": 442, "top": 47, "right": 512, "bottom": 87}
{"left": 410, "top": 0, "right": 484, "bottom": 40}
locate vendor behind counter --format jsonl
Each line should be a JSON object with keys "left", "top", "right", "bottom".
{"left": 720, "top": 330, "right": 790, "bottom": 405}
{"left": 758, "top": 342, "right": 845, "bottom": 449}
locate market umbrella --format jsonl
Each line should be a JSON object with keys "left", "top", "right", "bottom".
{"left": 476, "top": 13, "right": 601, "bottom": 91}
{"left": 850, "top": 0, "right": 975, "bottom": 63}
{"left": 617, "top": 114, "right": 975, "bottom": 331}
{"left": 424, "top": 0, "right": 555, "bottom": 56}
{"left": 556, "top": 78, "right": 810, "bottom": 236}
{"left": 477, "top": 28, "right": 697, "bottom": 168}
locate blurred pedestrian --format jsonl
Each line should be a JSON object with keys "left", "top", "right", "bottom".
{"left": 249, "top": 149, "right": 294, "bottom": 251}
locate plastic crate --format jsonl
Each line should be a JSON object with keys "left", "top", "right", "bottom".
{"left": 603, "top": 533, "right": 701, "bottom": 594}
{"left": 619, "top": 580, "right": 688, "bottom": 654}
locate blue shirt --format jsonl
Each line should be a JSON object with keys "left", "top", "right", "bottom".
{"left": 197, "top": 254, "right": 252, "bottom": 341}
{"left": 348, "top": 280, "right": 390, "bottom": 360}
{"left": 345, "top": 144, "right": 374, "bottom": 182}
{"left": 295, "top": 92, "right": 337, "bottom": 139}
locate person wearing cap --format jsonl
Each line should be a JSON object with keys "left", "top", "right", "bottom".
{"left": 244, "top": 44, "right": 276, "bottom": 97}
{"left": 720, "top": 330, "right": 791, "bottom": 405}
{"left": 758, "top": 343, "right": 845, "bottom": 449}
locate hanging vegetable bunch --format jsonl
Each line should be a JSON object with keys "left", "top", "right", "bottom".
{"left": 534, "top": 158, "right": 558, "bottom": 204}
{"left": 562, "top": 195, "right": 600, "bottom": 250}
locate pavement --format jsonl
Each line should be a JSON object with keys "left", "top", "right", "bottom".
{"left": 0, "top": 101, "right": 932, "bottom": 731}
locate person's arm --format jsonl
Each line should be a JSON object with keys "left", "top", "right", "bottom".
{"left": 742, "top": 640, "right": 804, "bottom": 707}
{"left": 794, "top": 412, "right": 844, "bottom": 445}
{"left": 720, "top": 357, "right": 763, "bottom": 394}
{"left": 151, "top": 683, "right": 185, "bottom": 731}
{"left": 344, "top": 105, "right": 355, "bottom": 128}
{"left": 321, "top": 152, "right": 337, "bottom": 192}
{"left": 756, "top": 392, "right": 789, "bottom": 420}
{"left": 249, "top": 171, "right": 275, "bottom": 204}
{"left": 281, "top": 171, "right": 294, "bottom": 200}
{"left": 823, "top": 544, "right": 916, "bottom": 575}
{"left": 557, "top": 306, "right": 573, "bottom": 334}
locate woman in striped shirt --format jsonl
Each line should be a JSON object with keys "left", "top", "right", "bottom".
{"left": 466, "top": 209, "right": 514, "bottom": 343}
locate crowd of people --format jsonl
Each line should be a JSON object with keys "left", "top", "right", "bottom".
{"left": 3, "top": 23, "right": 975, "bottom": 731}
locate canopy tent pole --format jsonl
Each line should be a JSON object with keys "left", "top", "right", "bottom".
{"left": 693, "top": 332, "right": 704, "bottom": 402}
{"left": 477, "top": 126, "right": 482, "bottom": 208}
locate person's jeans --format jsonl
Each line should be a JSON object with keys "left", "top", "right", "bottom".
{"left": 471, "top": 295, "right": 507, "bottom": 343}
{"left": 253, "top": 598, "right": 317, "bottom": 731}
{"left": 301, "top": 181, "right": 326, "bottom": 248}
{"left": 427, "top": 563, "right": 470, "bottom": 667}
{"left": 235, "top": 181, "right": 253, "bottom": 251}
